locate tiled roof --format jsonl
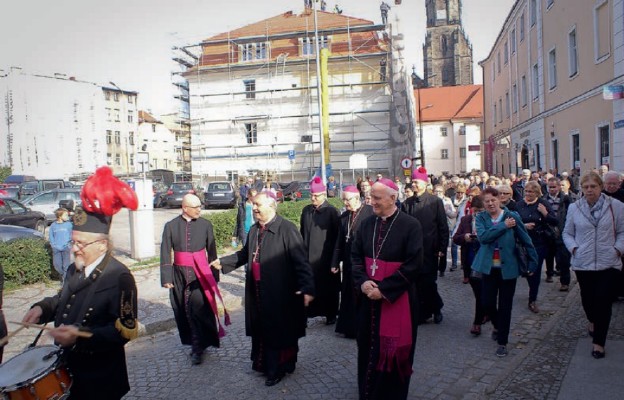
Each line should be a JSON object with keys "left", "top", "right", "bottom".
{"left": 205, "top": 10, "right": 375, "bottom": 42}
{"left": 416, "top": 85, "right": 483, "bottom": 122}
{"left": 139, "top": 110, "right": 161, "bottom": 124}
{"left": 194, "top": 9, "right": 387, "bottom": 69}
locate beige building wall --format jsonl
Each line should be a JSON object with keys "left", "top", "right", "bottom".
{"left": 482, "top": 0, "right": 620, "bottom": 176}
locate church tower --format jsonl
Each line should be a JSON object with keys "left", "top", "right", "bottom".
{"left": 423, "top": 0, "right": 473, "bottom": 87}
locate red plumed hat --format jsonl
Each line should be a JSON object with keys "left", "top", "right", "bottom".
{"left": 74, "top": 167, "right": 138, "bottom": 234}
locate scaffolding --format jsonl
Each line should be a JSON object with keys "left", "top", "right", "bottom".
{"left": 171, "top": 8, "right": 411, "bottom": 183}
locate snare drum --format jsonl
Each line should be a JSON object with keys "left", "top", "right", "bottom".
{"left": 0, "top": 345, "right": 72, "bottom": 400}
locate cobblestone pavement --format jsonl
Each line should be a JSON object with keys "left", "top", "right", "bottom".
{"left": 122, "top": 265, "right": 612, "bottom": 399}
{"left": 4, "top": 255, "right": 621, "bottom": 399}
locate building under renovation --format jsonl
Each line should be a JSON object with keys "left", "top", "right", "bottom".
{"left": 175, "top": 5, "right": 416, "bottom": 183}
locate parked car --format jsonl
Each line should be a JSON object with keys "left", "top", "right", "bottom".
{"left": 3, "top": 175, "right": 36, "bottom": 185}
{"left": 0, "top": 186, "right": 21, "bottom": 199}
{"left": 152, "top": 181, "right": 169, "bottom": 208}
{"left": 204, "top": 181, "right": 237, "bottom": 209}
{"left": 19, "top": 179, "right": 67, "bottom": 197}
{"left": 0, "top": 198, "right": 46, "bottom": 233}
{"left": 20, "top": 188, "right": 82, "bottom": 224}
{"left": 0, "top": 224, "right": 44, "bottom": 242}
{"left": 163, "top": 182, "right": 197, "bottom": 208}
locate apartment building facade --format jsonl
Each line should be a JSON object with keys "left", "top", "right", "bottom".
{"left": 138, "top": 111, "right": 177, "bottom": 171}
{"left": 481, "top": 0, "right": 624, "bottom": 176}
{"left": 416, "top": 85, "right": 483, "bottom": 175}
{"left": 103, "top": 86, "right": 139, "bottom": 176}
{"left": 0, "top": 68, "right": 107, "bottom": 179}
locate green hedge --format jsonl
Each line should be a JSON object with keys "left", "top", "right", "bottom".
{"left": 0, "top": 238, "right": 54, "bottom": 286}
{"left": 204, "top": 197, "right": 344, "bottom": 250}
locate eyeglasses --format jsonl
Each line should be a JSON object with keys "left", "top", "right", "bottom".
{"left": 183, "top": 205, "right": 202, "bottom": 209}
{"left": 70, "top": 239, "right": 104, "bottom": 250}
{"left": 500, "top": 192, "right": 512, "bottom": 195}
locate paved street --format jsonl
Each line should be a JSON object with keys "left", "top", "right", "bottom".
{"left": 3, "top": 208, "right": 623, "bottom": 399}
{"left": 121, "top": 266, "right": 624, "bottom": 400}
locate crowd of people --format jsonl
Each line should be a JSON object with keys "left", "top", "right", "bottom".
{"left": 2, "top": 164, "right": 622, "bottom": 400}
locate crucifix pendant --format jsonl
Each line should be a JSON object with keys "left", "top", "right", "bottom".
{"left": 370, "top": 261, "right": 378, "bottom": 276}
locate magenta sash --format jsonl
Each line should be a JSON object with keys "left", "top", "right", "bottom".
{"left": 365, "top": 257, "right": 413, "bottom": 379}
{"left": 174, "top": 250, "right": 231, "bottom": 337}
{"left": 251, "top": 262, "right": 261, "bottom": 281}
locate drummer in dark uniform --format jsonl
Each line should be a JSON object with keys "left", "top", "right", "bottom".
{"left": 22, "top": 166, "right": 139, "bottom": 400}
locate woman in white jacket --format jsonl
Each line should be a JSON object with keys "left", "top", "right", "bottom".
{"left": 563, "top": 171, "right": 624, "bottom": 359}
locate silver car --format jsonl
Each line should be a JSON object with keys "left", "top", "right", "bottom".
{"left": 21, "top": 188, "right": 82, "bottom": 224}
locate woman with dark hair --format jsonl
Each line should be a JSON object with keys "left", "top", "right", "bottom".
{"left": 563, "top": 172, "right": 624, "bottom": 359}
{"left": 515, "top": 181, "right": 558, "bottom": 313}
{"left": 453, "top": 195, "right": 486, "bottom": 335}
{"left": 472, "top": 187, "right": 538, "bottom": 357}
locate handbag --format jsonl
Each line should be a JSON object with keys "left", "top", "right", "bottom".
{"left": 514, "top": 230, "right": 530, "bottom": 277}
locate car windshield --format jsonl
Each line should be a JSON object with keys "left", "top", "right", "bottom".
{"left": 171, "top": 183, "right": 193, "bottom": 190}
{"left": 208, "top": 183, "right": 230, "bottom": 191}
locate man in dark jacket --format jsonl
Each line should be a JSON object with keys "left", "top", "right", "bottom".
{"left": 603, "top": 171, "right": 624, "bottom": 203}
{"left": 401, "top": 167, "right": 449, "bottom": 324}
{"left": 543, "top": 177, "right": 573, "bottom": 291}
{"left": 22, "top": 167, "right": 139, "bottom": 400}
{"left": 512, "top": 169, "right": 531, "bottom": 202}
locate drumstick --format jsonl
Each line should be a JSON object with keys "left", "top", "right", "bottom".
{"left": 9, "top": 321, "right": 94, "bottom": 338}
{"left": 0, "top": 325, "right": 26, "bottom": 346}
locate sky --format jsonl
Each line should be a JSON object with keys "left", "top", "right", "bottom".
{"left": 0, "top": 0, "right": 515, "bottom": 115}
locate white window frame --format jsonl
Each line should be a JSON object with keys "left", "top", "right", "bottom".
{"left": 504, "top": 41, "right": 509, "bottom": 64}
{"left": 532, "top": 63, "right": 539, "bottom": 100}
{"left": 548, "top": 47, "right": 557, "bottom": 90}
{"left": 505, "top": 92, "right": 510, "bottom": 118}
{"left": 441, "top": 149, "right": 449, "bottom": 159}
{"left": 593, "top": 0, "right": 611, "bottom": 63}
{"left": 459, "top": 147, "right": 466, "bottom": 158}
{"left": 596, "top": 122, "right": 611, "bottom": 166}
{"left": 570, "top": 130, "right": 580, "bottom": 170}
{"left": 568, "top": 26, "right": 579, "bottom": 77}
{"left": 510, "top": 28, "right": 516, "bottom": 54}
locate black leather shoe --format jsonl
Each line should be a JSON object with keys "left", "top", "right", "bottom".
{"left": 265, "top": 375, "right": 283, "bottom": 386}
{"left": 191, "top": 353, "right": 202, "bottom": 365}
{"left": 591, "top": 350, "right": 605, "bottom": 359}
{"left": 325, "top": 317, "right": 337, "bottom": 325}
{"left": 433, "top": 312, "right": 443, "bottom": 324}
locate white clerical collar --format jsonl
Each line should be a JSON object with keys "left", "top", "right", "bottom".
{"left": 85, "top": 253, "right": 106, "bottom": 277}
{"left": 181, "top": 214, "right": 194, "bottom": 222}
{"left": 380, "top": 207, "right": 398, "bottom": 221}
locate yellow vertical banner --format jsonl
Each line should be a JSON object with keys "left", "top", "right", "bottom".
{"left": 320, "top": 48, "right": 330, "bottom": 165}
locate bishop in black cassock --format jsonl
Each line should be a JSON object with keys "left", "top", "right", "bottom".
{"left": 300, "top": 177, "right": 341, "bottom": 323}
{"left": 160, "top": 194, "right": 227, "bottom": 364}
{"left": 220, "top": 191, "right": 315, "bottom": 387}
{"left": 331, "top": 185, "right": 374, "bottom": 338}
{"left": 352, "top": 179, "right": 424, "bottom": 400}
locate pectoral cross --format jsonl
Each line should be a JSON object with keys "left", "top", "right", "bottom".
{"left": 370, "top": 261, "right": 378, "bottom": 276}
